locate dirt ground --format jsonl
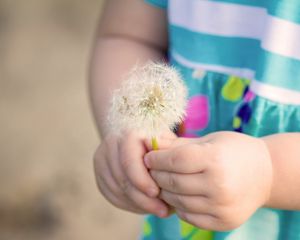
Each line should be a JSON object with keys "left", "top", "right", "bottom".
{"left": 0, "top": 0, "right": 141, "bottom": 239}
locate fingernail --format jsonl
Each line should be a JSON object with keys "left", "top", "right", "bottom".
{"left": 157, "top": 208, "right": 167, "bottom": 218}
{"left": 144, "top": 155, "right": 150, "bottom": 168}
{"left": 147, "top": 187, "right": 158, "bottom": 198}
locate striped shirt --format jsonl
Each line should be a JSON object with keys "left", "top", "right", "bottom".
{"left": 146, "top": 0, "right": 300, "bottom": 105}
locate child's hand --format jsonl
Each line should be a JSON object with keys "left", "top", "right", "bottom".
{"left": 94, "top": 130, "right": 169, "bottom": 217}
{"left": 144, "top": 131, "right": 273, "bottom": 230}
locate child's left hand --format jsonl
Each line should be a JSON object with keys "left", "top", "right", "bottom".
{"left": 144, "top": 131, "right": 273, "bottom": 231}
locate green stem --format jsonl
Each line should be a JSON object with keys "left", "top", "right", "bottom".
{"left": 151, "top": 137, "right": 159, "bottom": 151}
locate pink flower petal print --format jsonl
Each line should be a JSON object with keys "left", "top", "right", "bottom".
{"left": 182, "top": 131, "right": 198, "bottom": 138}
{"left": 184, "top": 95, "right": 209, "bottom": 131}
{"left": 244, "top": 90, "right": 255, "bottom": 102}
{"left": 177, "top": 122, "right": 199, "bottom": 137}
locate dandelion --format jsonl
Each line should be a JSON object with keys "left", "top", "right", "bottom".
{"left": 107, "top": 62, "right": 187, "bottom": 150}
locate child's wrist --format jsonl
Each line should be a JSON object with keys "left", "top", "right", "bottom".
{"left": 260, "top": 137, "right": 275, "bottom": 208}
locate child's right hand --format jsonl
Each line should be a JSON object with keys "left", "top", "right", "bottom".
{"left": 93, "top": 130, "right": 169, "bottom": 217}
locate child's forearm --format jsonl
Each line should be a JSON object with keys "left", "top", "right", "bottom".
{"left": 262, "top": 133, "right": 300, "bottom": 209}
{"left": 89, "top": 38, "right": 165, "bottom": 136}
{"left": 89, "top": 0, "right": 167, "bottom": 137}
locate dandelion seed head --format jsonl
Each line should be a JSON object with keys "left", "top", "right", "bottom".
{"left": 108, "top": 62, "right": 187, "bottom": 138}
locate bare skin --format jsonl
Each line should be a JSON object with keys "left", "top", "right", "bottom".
{"left": 144, "top": 132, "right": 300, "bottom": 230}
{"left": 90, "top": 0, "right": 169, "bottom": 217}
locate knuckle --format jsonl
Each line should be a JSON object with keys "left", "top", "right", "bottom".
{"left": 122, "top": 130, "right": 141, "bottom": 143}
{"left": 168, "top": 174, "right": 178, "bottom": 190}
{"left": 95, "top": 173, "right": 105, "bottom": 188}
{"left": 169, "top": 150, "right": 181, "bottom": 169}
{"left": 120, "top": 156, "right": 132, "bottom": 170}
{"left": 149, "top": 170, "right": 157, "bottom": 182}
{"left": 120, "top": 179, "right": 132, "bottom": 195}
{"left": 182, "top": 212, "right": 191, "bottom": 223}
{"left": 174, "top": 144, "right": 200, "bottom": 169}
{"left": 210, "top": 175, "right": 234, "bottom": 204}
{"left": 107, "top": 195, "right": 127, "bottom": 210}
{"left": 150, "top": 170, "right": 156, "bottom": 178}
{"left": 177, "top": 211, "right": 188, "bottom": 222}
{"left": 169, "top": 155, "right": 178, "bottom": 169}
{"left": 175, "top": 194, "right": 187, "bottom": 209}
{"left": 97, "top": 183, "right": 122, "bottom": 209}
{"left": 134, "top": 179, "right": 150, "bottom": 193}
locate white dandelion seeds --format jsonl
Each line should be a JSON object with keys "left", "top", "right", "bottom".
{"left": 107, "top": 62, "right": 187, "bottom": 148}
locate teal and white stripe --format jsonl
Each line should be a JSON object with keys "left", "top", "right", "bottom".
{"left": 262, "top": 17, "right": 300, "bottom": 60}
{"left": 169, "top": 0, "right": 266, "bottom": 39}
{"left": 146, "top": 0, "right": 300, "bottom": 104}
{"left": 171, "top": 51, "right": 255, "bottom": 79}
{"left": 169, "top": 1, "right": 300, "bottom": 60}
{"left": 250, "top": 79, "right": 300, "bottom": 105}
{"left": 170, "top": 26, "right": 300, "bottom": 91}
{"left": 172, "top": 52, "right": 300, "bottom": 105}
{"left": 212, "top": 0, "right": 300, "bottom": 24}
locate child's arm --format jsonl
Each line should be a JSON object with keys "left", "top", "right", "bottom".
{"left": 90, "top": 0, "right": 169, "bottom": 217}
{"left": 144, "top": 131, "right": 300, "bottom": 230}
{"left": 90, "top": 0, "right": 168, "bottom": 135}
{"left": 263, "top": 133, "right": 300, "bottom": 209}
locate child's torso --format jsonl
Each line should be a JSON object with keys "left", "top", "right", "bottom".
{"left": 142, "top": 1, "right": 300, "bottom": 239}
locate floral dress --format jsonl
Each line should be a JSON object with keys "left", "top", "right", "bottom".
{"left": 141, "top": 0, "right": 300, "bottom": 239}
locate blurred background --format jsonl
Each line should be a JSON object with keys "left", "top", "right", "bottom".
{"left": 0, "top": 0, "right": 141, "bottom": 239}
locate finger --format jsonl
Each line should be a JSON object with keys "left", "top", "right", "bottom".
{"left": 150, "top": 171, "right": 209, "bottom": 195}
{"left": 107, "top": 153, "right": 156, "bottom": 213}
{"left": 145, "top": 135, "right": 202, "bottom": 152}
{"left": 144, "top": 143, "right": 207, "bottom": 173}
{"left": 96, "top": 161, "right": 138, "bottom": 209}
{"left": 97, "top": 176, "right": 145, "bottom": 214}
{"left": 176, "top": 211, "right": 225, "bottom": 231}
{"left": 106, "top": 140, "right": 129, "bottom": 192}
{"left": 121, "top": 178, "right": 169, "bottom": 218}
{"left": 119, "top": 132, "right": 160, "bottom": 197}
{"left": 93, "top": 148, "right": 144, "bottom": 213}
{"left": 102, "top": 141, "right": 154, "bottom": 213}
{"left": 104, "top": 136, "right": 149, "bottom": 202}
{"left": 160, "top": 190, "right": 211, "bottom": 214}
